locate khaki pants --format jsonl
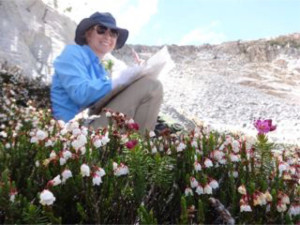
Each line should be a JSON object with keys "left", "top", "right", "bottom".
{"left": 89, "top": 77, "right": 163, "bottom": 133}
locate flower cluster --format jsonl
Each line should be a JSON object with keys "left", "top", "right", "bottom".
{"left": 0, "top": 76, "right": 299, "bottom": 224}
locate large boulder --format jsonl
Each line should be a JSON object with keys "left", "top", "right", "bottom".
{"left": 0, "top": 0, "right": 76, "bottom": 83}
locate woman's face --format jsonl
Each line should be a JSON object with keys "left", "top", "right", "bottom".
{"left": 85, "top": 25, "right": 118, "bottom": 58}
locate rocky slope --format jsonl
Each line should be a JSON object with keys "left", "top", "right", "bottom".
{"left": 113, "top": 34, "right": 300, "bottom": 144}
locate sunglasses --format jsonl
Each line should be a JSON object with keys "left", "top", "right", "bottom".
{"left": 95, "top": 25, "right": 119, "bottom": 38}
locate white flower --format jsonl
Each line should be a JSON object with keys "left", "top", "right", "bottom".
{"left": 9, "top": 190, "right": 17, "bottom": 202}
{"left": 264, "top": 191, "right": 273, "bottom": 202}
{"left": 113, "top": 162, "right": 118, "bottom": 170}
{"left": 72, "top": 134, "right": 87, "bottom": 150}
{"left": 289, "top": 166, "right": 296, "bottom": 175}
{"left": 151, "top": 146, "right": 157, "bottom": 154}
{"left": 149, "top": 131, "right": 156, "bottom": 138}
{"left": 232, "top": 140, "right": 240, "bottom": 153}
{"left": 36, "top": 130, "right": 48, "bottom": 141}
{"left": 51, "top": 175, "right": 62, "bottom": 186}
{"left": 191, "top": 140, "right": 198, "bottom": 148}
{"left": 278, "top": 162, "right": 289, "bottom": 175}
{"left": 281, "top": 193, "right": 290, "bottom": 205}
{"left": 203, "top": 184, "right": 213, "bottom": 194}
{"left": 190, "top": 177, "right": 198, "bottom": 189}
{"left": 232, "top": 171, "right": 239, "bottom": 178}
{"left": 288, "top": 204, "right": 300, "bottom": 216}
{"left": 195, "top": 185, "right": 204, "bottom": 195}
{"left": 277, "top": 202, "right": 287, "bottom": 212}
{"left": 105, "top": 111, "right": 112, "bottom": 117}
{"left": 209, "top": 179, "right": 219, "bottom": 189}
{"left": 184, "top": 187, "right": 194, "bottom": 196}
{"left": 80, "top": 164, "right": 90, "bottom": 177}
{"left": 40, "top": 189, "right": 56, "bottom": 206}
{"left": 30, "top": 136, "right": 38, "bottom": 143}
{"left": 95, "top": 167, "right": 106, "bottom": 177}
{"left": 35, "top": 160, "right": 40, "bottom": 167}
{"left": 63, "top": 150, "right": 72, "bottom": 160}
{"left": 49, "top": 151, "right": 57, "bottom": 160}
{"left": 5, "top": 143, "right": 11, "bottom": 148}
{"left": 211, "top": 150, "right": 224, "bottom": 161}
{"left": 57, "top": 120, "right": 65, "bottom": 129}
{"left": 230, "top": 153, "right": 240, "bottom": 162}
{"left": 219, "top": 156, "right": 227, "bottom": 165}
{"left": 240, "top": 204, "right": 252, "bottom": 212}
{"left": 92, "top": 174, "right": 102, "bottom": 186}
{"left": 204, "top": 158, "right": 213, "bottom": 168}
{"left": 101, "top": 134, "right": 110, "bottom": 145}
{"left": 60, "top": 128, "right": 68, "bottom": 136}
{"left": 238, "top": 185, "right": 247, "bottom": 195}
{"left": 93, "top": 137, "right": 102, "bottom": 148}
{"left": 62, "top": 169, "right": 73, "bottom": 183}
{"left": 45, "top": 139, "right": 54, "bottom": 147}
{"left": 114, "top": 163, "right": 129, "bottom": 176}
{"left": 119, "top": 163, "right": 129, "bottom": 176}
{"left": 72, "top": 128, "right": 82, "bottom": 136}
{"left": 79, "top": 147, "right": 86, "bottom": 155}
{"left": 67, "top": 121, "right": 79, "bottom": 131}
{"left": 176, "top": 142, "right": 186, "bottom": 152}
{"left": 254, "top": 192, "right": 267, "bottom": 206}
{"left": 59, "top": 157, "right": 67, "bottom": 166}
{"left": 194, "top": 161, "right": 202, "bottom": 172}
{"left": 0, "top": 131, "right": 8, "bottom": 138}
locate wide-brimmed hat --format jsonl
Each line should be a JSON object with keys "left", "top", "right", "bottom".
{"left": 75, "top": 12, "right": 129, "bottom": 49}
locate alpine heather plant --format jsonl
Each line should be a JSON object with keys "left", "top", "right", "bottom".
{"left": 0, "top": 72, "right": 299, "bottom": 224}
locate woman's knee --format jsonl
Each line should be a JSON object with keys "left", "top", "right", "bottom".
{"left": 137, "top": 77, "right": 163, "bottom": 97}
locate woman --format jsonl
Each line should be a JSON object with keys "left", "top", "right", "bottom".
{"left": 51, "top": 12, "right": 163, "bottom": 133}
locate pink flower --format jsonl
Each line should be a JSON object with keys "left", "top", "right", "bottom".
{"left": 125, "top": 140, "right": 138, "bottom": 149}
{"left": 127, "top": 122, "right": 139, "bottom": 131}
{"left": 254, "top": 119, "right": 276, "bottom": 134}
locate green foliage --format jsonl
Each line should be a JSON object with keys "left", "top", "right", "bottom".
{"left": 138, "top": 204, "right": 157, "bottom": 224}
{"left": 0, "top": 72, "right": 299, "bottom": 224}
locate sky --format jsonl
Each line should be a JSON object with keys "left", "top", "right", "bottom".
{"left": 44, "top": 0, "right": 300, "bottom": 46}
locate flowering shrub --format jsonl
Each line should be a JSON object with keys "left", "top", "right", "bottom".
{"left": 0, "top": 72, "right": 299, "bottom": 224}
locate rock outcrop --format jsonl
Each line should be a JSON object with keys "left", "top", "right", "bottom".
{"left": 0, "top": 0, "right": 76, "bottom": 82}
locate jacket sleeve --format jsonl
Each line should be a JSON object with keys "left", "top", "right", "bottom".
{"left": 54, "top": 45, "right": 112, "bottom": 108}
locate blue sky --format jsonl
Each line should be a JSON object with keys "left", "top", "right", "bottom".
{"left": 46, "top": 0, "right": 300, "bottom": 46}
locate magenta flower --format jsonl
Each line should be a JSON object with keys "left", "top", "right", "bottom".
{"left": 125, "top": 139, "right": 138, "bottom": 149}
{"left": 127, "top": 122, "right": 139, "bottom": 131}
{"left": 254, "top": 119, "right": 276, "bottom": 134}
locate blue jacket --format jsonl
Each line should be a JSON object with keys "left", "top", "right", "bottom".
{"left": 51, "top": 45, "right": 112, "bottom": 122}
